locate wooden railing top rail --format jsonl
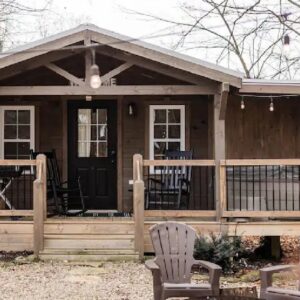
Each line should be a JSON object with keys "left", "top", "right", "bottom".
{"left": 221, "top": 159, "right": 300, "bottom": 166}
{"left": 143, "top": 159, "right": 216, "bottom": 167}
{"left": 0, "top": 159, "right": 37, "bottom": 166}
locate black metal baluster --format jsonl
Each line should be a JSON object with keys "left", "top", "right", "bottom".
{"left": 279, "top": 166, "right": 281, "bottom": 211}
{"left": 23, "top": 168, "right": 26, "bottom": 209}
{"left": 285, "top": 165, "right": 288, "bottom": 211}
{"left": 200, "top": 166, "right": 203, "bottom": 210}
{"left": 265, "top": 166, "right": 268, "bottom": 211}
{"left": 292, "top": 165, "right": 295, "bottom": 211}
{"left": 259, "top": 166, "right": 261, "bottom": 210}
{"left": 226, "top": 166, "right": 229, "bottom": 211}
{"left": 204, "top": 166, "right": 209, "bottom": 209}
{"left": 246, "top": 166, "right": 248, "bottom": 210}
{"left": 212, "top": 166, "right": 215, "bottom": 210}
{"left": 272, "top": 165, "right": 275, "bottom": 210}
{"left": 252, "top": 166, "right": 255, "bottom": 211}
{"left": 239, "top": 166, "right": 242, "bottom": 210}
{"left": 233, "top": 166, "right": 236, "bottom": 210}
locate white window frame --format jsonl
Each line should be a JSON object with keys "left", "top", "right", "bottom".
{"left": 0, "top": 106, "right": 35, "bottom": 159}
{"left": 149, "top": 105, "right": 185, "bottom": 161}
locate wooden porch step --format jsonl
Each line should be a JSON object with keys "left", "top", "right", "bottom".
{"left": 39, "top": 248, "right": 139, "bottom": 262}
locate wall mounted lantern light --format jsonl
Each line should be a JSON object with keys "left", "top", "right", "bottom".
{"left": 128, "top": 103, "right": 136, "bottom": 116}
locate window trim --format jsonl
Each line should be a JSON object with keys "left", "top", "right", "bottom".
{"left": 0, "top": 106, "right": 35, "bottom": 159}
{"left": 149, "top": 105, "right": 185, "bottom": 161}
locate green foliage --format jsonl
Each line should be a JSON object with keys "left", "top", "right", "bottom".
{"left": 194, "top": 233, "right": 249, "bottom": 274}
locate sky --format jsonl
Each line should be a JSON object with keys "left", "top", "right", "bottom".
{"left": 3, "top": 0, "right": 298, "bottom": 78}
{"left": 14, "top": 0, "right": 182, "bottom": 47}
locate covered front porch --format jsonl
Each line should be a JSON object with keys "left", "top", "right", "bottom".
{"left": 1, "top": 24, "right": 300, "bottom": 260}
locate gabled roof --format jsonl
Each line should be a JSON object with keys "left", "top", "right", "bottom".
{"left": 0, "top": 24, "right": 243, "bottom": 87}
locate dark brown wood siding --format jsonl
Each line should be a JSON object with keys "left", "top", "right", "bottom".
{"left": 226, "top": 95, "right": 300, "bottom": 159}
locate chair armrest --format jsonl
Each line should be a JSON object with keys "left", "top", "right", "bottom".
{"left": 260, "top": 264, "right": 295, "bottom": 275}
{"left": 145, "top": 259, "right": 160, "bottom": 271}
{"left": 260, "top": 265, "right": 295, "bottom": 298}
{"left": 145, "top": 259, "right": 162, "bottom": 300}
{"left": 193, "top": 260, "right": 221, "bottom": 294}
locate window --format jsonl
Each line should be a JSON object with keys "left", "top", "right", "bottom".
{"left": 149, "top": 105, "right": 185, "bottom": 160}
{"left": 77, "top": 108, "right": 107, "bottom": 157}
{"left": 0, "top": 106, "right": 35, "bottom": 159}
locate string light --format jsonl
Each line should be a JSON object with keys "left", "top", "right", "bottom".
{"left": 240, "top": 97, "right": 245, "bottom": 110}
{"left": 269, "top": 97, "right": 274, "bottom": 112}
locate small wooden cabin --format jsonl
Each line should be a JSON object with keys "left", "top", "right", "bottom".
{"left": 0, "top": 24, "right": 300, "bottom": 260}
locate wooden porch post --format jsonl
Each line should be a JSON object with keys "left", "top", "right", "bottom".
{"left": 214, "top": 92, "right": 226, "bottom": 221}
{"left": 33, "top": 154, "right": 47, "bottom": 257}
{"left": 133, "top": 154, "right": 144, "bottom": 260}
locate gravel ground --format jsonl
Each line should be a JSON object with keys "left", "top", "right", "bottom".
{"left": 0, "top": 259, "right": 265, "bottom": 300}
{"left": 0, "top": 260, "right": 153, "bottom": 300}
{"left": 0, "top": 236, "right": 298, "bottom": 300}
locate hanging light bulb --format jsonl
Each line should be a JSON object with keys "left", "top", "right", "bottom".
{"left": 269, "top": 97, "right": 274, "bottom": 112}
{"left": 89, "top": 49, "right": 102, "bottom": 89}
{"left": 90, "top": 64, "right": 101, "bottom": 89}
{"left": 240, "top": 97, "right": 245, "bottom": 110}
{"left": 283, "top": 34, "right": 290, "bottom": 57}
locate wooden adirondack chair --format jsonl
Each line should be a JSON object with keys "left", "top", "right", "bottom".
{"left": 260, "top": 265, "right": 300, "bottom": 299}
{"left": 145, "top": 222, "right": 222, "bottom": 300}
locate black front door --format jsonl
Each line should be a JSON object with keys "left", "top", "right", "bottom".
{"left": 68, "top": 100, "right": 117, "bottom": 210}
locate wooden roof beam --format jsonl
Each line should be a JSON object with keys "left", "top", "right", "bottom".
{"left": 0, "top": 85, "right": 215, "bottom": 96}
{"left": 96, "top": 47, "right": 218, "bottom": 87}
{"left": 219, "top": 82, "right": 230, "bottom": 120}
{"left": 0, "top": 50, "right": 81, "bottom": 81}
{"left": 101, "top": 62, "right": 133, "bottom": 83}
{"left": 45, "top": 63, "right": 85, "bottom": 86}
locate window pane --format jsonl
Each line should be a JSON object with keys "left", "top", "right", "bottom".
{"left": 90, "top": 142, "right": 97, "bottom": 157}
{"left": 78, "top": 125, "right": 87, "bottom": 141}
{"left": 97, "top": 109, "right": 107, "bottom": 124}
{"left": 18, "top": 125, "right": 30, "bottom": 139}
{"left": 154, "top": 110, "right": 166, "bottom": 123}
{"left": 78, "top": 142, "right": 87, "bottom": 157}
{"left": 168, "top": 125, "right": 181, "bottom": 139}
{"left": 4, "top": 125, "right": 17, "bottom": 139}
{"left": 18, "top": 110, "right": 30, "bottom": 124}
{"left": 18, "top": 142, "right": 30, "bottom": 156}
{"left": 4, "top": 110, "right": 17, "bottom": 124}
{"left": 168, "top": 142, "right": 181, "bottom": 151}
{"left": 154, "top": 125, "right": 166, "bottom": 139}
{"left": 154, "top": 142, "right": 166, "bottom": 158}
{"left": 98, "top": 125, "right": 107, "bottom": 140}
{"left": 168, "top": 109, "right": 181, "bottom": 123}
{"left": 4, "top": 142, "right": 17, "bottom": 157}
{"left": 91, "top": 109, "right": 97, "bottom": 124}
{"left": 98, "top": 142, "right": 107, "bottom": 157}
{"left": 78, "top": 109, "right": 91, "bottom": 124}
{"left": 91, "top": 125, "right": 97, "bottom": 140}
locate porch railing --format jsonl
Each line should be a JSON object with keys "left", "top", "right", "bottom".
{"left": 0, "top": 155, "right": 47, "bottom": 256}
{"left": 220, "top": 159, "right": 300, "bottom": 218}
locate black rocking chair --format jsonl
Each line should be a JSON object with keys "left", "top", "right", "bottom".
{"left": 146, "top": 150, "right": 193, "bottom": 209}
{"left": 30, "top": 149, "right": 86, "bottom": 216}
